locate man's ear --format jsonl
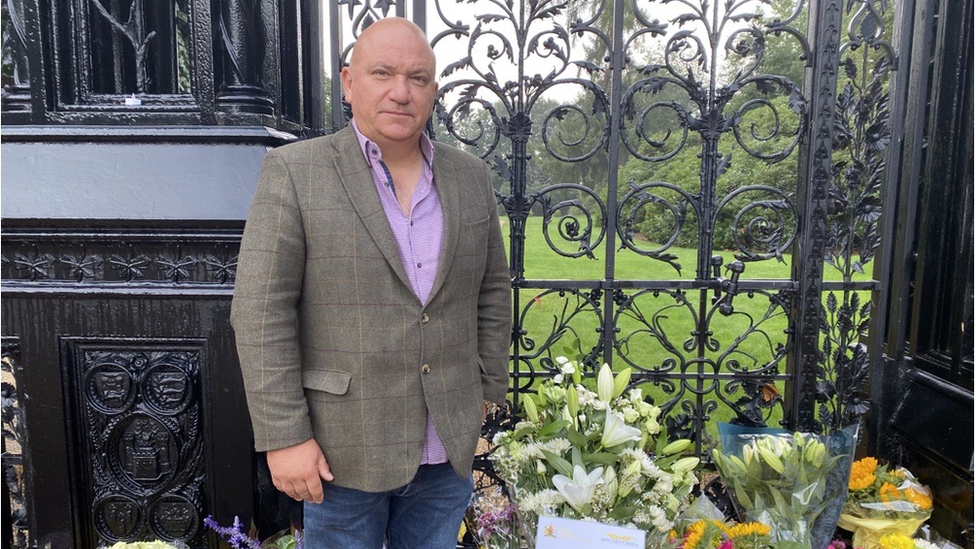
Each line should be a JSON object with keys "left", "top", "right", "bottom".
{"left": 340, "top": 66, "right": 353, "bottom": 100}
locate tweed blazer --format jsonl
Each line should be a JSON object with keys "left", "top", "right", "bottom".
{"left": 230, "top": 125, "right": 511, "bottom": 492}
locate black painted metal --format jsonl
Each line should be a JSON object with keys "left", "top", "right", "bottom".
{"left": 872, "top": 0, "right": 975, "bottom": 540}
{"left": 5, "top": 0, "right": 970, "bottom": 547}
{"left": 0, "top": 0, "right": 324, "bottom": 130}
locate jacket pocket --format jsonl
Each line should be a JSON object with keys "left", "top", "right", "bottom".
{"left": 302, "top": 369, "right": 351, "bottom": 395}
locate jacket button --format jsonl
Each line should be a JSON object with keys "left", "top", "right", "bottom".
{"left": 421, "top": 364, "right": 431, "bottom": 374}
{"left": 420, "top": 313, "right": 429, "bottom": 323}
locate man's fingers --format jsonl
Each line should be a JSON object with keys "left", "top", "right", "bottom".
{"left": 306, "top": 477, "right": 325, "bottom": 504}
{"left": 318, "top": 455, "right": 334, "bottom": 482}
{"left": 266, "top": 439, "right": 332, "bottom": 502}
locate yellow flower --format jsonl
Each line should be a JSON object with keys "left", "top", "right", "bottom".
{"left": 879, "top": 482, "right": 901, "bottom": 501}
{"left": 726, "top": 522, "right": 771, "bottom": 539}
{"left": 851, "top": 456, "right": 879, "bottom": 476}
{"left": 683, "top": 521, "right": 708, "bottom": 548}
{"left": 849, "top": 471, "right": 876, "bottom": 491}
{"left": 878, "top": 532, "right": 915, "bottom": 549}
{"left": 682, "top": 520, "right": 727, "bottom": 548}
{"left": 904, "top": 487, "right": 933, "bottom": 510}
{"left": 849, "top": 457, "right": 879, "bottom": 492}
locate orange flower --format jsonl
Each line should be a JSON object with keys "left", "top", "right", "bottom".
{"left": 850, "top": 457, "right": 879, "bottom": 478}
{"left": 879, "top": 482, "right": 901, "bottom": 501}
{"left": 849, "top": 471, "right": 876, "bottom": 491}
{"left": 849, "top": 457, "right": 879, "bottom": 491}
{"left": 904, "top": 487, "right": 933, "bottom": 510}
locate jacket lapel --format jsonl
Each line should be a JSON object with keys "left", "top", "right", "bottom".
{"left": 427, "top": 146, "right": 460, "bottom": 304}
{"left": 329, "top": 126, "right": 413, "bottom": 291}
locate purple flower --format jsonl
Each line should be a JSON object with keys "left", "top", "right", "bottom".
{"left": 203, "top": 515, "right": 262, "bottom": 549}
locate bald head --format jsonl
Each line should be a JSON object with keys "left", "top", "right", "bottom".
{"left": 341, "top": 17, "right": 440, "bottom": 152}
{"left": 351, "top": 18, "right": 436, "bottom": 74}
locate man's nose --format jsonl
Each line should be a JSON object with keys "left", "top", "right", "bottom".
{"left": 388, "top": 76, "right": 411, "bottom": 103}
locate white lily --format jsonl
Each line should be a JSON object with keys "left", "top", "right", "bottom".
{"left": 601, "top": 412, "right": 642, "bottom": 448}
{"left": 552, "top": 465, "right": 604, "bottom": 513}
{"left": 597, "top": 363, "right": 614, "bottom": 402}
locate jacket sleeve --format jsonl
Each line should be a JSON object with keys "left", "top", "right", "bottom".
{"left": 476, "top": 160, "right": 512, "bottom": 405}
{"left": 230, "top": 147, "right": 315, "bottom": 452}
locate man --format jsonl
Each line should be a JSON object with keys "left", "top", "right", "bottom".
{"left": 230, "top": 17, "right": 511, "bottom": 549}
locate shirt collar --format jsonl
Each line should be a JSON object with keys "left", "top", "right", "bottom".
{"left": 351, "top": 119, "right": 434, "bottom": 169}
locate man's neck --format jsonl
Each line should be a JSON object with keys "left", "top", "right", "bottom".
{"left": 374, "top": 136, "right": 424, "bottom": 168}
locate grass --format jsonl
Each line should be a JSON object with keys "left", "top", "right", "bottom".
{"left": 501, "top": 215, "right": 872, "bottom": 439}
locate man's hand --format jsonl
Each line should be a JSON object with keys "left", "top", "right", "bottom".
{"left": 266, "top": 439, "right": 334, "bottom": 503}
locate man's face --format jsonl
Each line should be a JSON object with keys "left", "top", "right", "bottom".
{"left": 341, "top": 23, "right": 439, "bottom": 148}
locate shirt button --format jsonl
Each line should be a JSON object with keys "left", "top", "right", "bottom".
{"left": 420, "top": 313, "right": 429, "bottom": 324}
{"left": 421, "top": 364, "right": 431, "bottom": 374}
{"left": 417, "top": 263, "right": 422, "bottom": 268}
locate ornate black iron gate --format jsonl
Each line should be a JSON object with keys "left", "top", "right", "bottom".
{"left": 358, "top": 0, "right": 893, "bottom": 445}
{"left": 1, "top": 0, "right": 908, "bottom": 547}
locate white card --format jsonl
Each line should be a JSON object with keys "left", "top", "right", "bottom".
{"left": 536, "top": 516, "right": 646, "bottom": 549}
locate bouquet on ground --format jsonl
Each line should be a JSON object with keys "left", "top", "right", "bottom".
{"left": 837, "top": 457, "right": 933, "bottom": 549}
{"left": 711, "top": 424, "right": 856, "bottom": 547}
{"left": 668, "top": 519, "right": 785, "bottom": 549}
{"left": 665, "top": 493, "right": 805, "bottom": 549}
{"left": 486, "top": 358, "right": 700, "bottom": 548}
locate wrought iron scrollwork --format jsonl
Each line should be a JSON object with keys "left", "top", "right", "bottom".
{"left": 617, "top": 181, "right": 696, "bottom": 272}
{"left": 717, "top": 186, "right": 797, "bottom": 263}
{"left": 430, "top": 0, "right": 613, "bottom": 281}
{"left": 536, "top": 184, "right": 607, "bottom": 259}
{"left": 612, "top": 284, "right": 789, "bottom": 434}
{"left": 621, "top": 0, "right": 808, "bottom": 277}
{"left": 514, "top": 288, "right": 603, "bottom": 390}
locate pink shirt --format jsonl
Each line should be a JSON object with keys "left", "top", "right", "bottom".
{"left": 351, "top": 121, "right": 449, "bottom": 466}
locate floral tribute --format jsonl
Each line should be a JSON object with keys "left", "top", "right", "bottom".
{"left": 482, "top": 358, "right": 700, "bottom": 548}
{"left": 838, "top": 458, "right": 933, "bottom": 549}
{"left": 668, "top": 519, "right": 780, "bottom": 548}
{"left": 711, "top": 427, "right": 853, "bottom": 547}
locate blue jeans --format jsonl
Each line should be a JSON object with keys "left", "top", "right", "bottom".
{"left": 302, "top": 463, "right": 473, "bottom": 549}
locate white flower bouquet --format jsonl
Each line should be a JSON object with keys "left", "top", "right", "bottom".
{"left": 486, "top": 358, "right": 700, "bottom": 549}
{"left": 711, "top": 424, "right": 857, "bottom": 548}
